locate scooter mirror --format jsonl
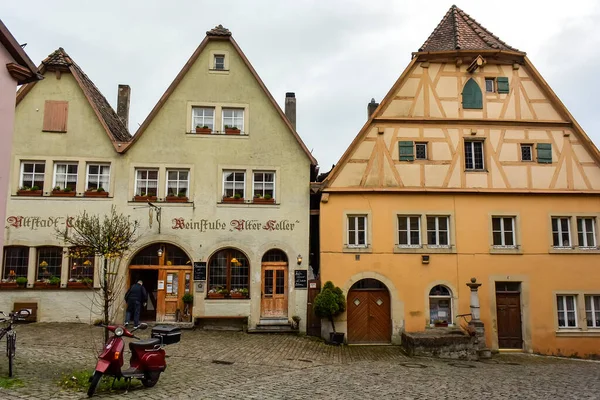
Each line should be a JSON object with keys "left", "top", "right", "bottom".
{"left": 137, "top": 323, "right": 148, "bottom": 330}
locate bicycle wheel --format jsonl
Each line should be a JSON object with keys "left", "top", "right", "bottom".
{"left": 7, "top": 332, "right": 15, "bottom": 378}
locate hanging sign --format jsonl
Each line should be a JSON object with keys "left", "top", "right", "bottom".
{"left": 193, "top": 261, "right": 207, "bottom": 281}
{"left": 294, "top": 270, "right": 308, "bottom": 289}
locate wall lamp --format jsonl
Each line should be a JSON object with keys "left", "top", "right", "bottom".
{"left": 297, "top": 254, "right": 302, "bottom": 265}
{"left": 157, "top": 246, "right": 164, "bottom": 258}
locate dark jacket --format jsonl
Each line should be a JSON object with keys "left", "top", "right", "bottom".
{"left": 125, "top": 283, "right": 147, "bottom": 304}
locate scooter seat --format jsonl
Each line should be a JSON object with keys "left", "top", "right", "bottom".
{"left": 129, "top": 338, "right": 160, "bottom": 350}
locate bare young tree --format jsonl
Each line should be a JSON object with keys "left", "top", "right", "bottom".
{"left": 57, "top": 206, "right": 139, "bottom": 342}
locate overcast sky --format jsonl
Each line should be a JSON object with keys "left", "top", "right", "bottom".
{"left": 3, "top": 0, "right": 600, "bottom": 170}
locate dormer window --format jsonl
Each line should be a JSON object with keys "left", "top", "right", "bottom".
{"left": 214, "top": 55, "right": 225, "bottom": 70}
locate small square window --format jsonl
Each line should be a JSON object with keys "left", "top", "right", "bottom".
{"left": 415, "top": 143, "right": 428, "bottom": 160}
{"left": 521, "top": 144, "right": 533, "bottom": 161}
{"left": 485, "top": 78, "right": 495, "bottom": 93}
{"left": 214, "top": 55, "right": 225, "bottom": 70}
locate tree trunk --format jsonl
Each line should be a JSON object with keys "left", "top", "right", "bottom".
{"left": 330, "top": 316, "right": 336, "bottom": 333}
{"left": 103, "top": 258, "right": 109, "bottom": 344}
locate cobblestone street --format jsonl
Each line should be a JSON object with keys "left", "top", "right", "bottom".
{"left": 0, "top": 323, "right": 599, "bottom": 399}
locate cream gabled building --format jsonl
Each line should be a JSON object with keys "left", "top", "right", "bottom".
{"left": 2, "top": 26, "right": 316, "bottom": 333}
{"left": 319, "top": 6, "right": 600, "bottom": 357}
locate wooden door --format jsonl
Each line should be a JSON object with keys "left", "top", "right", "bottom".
{"left": 163, "top": 270, "right": 183, "bottom": 322}
{"left": 347, "top": 290, "right": 391, "bottom": 343}
{"left": 496, "top": 292, "right": 522, "bottom": 349}
{"left": 261, "top": 264, "right": 287, "bottom": 318}
{"left": 307, "top": 279, "right": 321, "bottom": 337}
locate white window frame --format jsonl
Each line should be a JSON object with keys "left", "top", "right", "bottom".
{"left": 577, "top": 217, "right": 597, "bottom": 248}
{"left": 134, "top": 168, "right": 159, "bottom": 197}
{"left": 485, "top": 78, "right": 495, "bottom": 93}
{"left": 166, "top": 169, "right": 190, "bottom": 197}
{"left": 552, "top": 217, "right": 572, "bottom": 248}
{"left": 191, "top": 107, "right": 215, "bottom": 132}
{"left": 85, "top": 164, "right": 110, "bottom": 191}
{"left": 53, "top": 162, "right": 78, "bottom": 190}
{"left": 415, "top": 142, "right": 428, "bottom": 160}
{"left": 19, "top": 161, "right": 45, "bottom": 189}
{"left": 492, "top": 217, "right": 516, "bottom": 248}
{"left": 214, "top": 54, "right": 225, "bottom": 70}
{"left": 397, "top": 216, "right": 421, "bottom": 248}
{"left": 222, "top": 170, "right": 246, "bottom": 199}
{"left": 427, "top": 216, "right": 450, "bottom": 247}
{"left": 222, "top": 108, "right": 244, "bottom": 132}
{"left": 252, "top": 171, "right": 275, "bottom": 200}
{"left": 557, "top": 295, "right": 578, "bottom": 328}
{"left": 520, "top": 144, "right": 533, "bottom": 162}
{"left": 347, "top": 215, "right": 367, "bottom": 248}
{"left": 585, "top": 295, "right": 600, "bottom": 328}
{"left": 464, "top": 141, "right": 485, "bottom": 170}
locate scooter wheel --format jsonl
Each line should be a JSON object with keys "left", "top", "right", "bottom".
{"left": 141, "top": 371, "right": 160, "bottom": 388}
{"left": 87, "top": 371, "right": 103, "bottom": 397}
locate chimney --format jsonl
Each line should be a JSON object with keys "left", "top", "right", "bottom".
{"left": 367, "top": 98, "right": 379, "bottom": 118}
{"left": 117, "top": 84, "right": 131, "bottom": 129}
{"left": 285, "top": 92, "right": 296, "bottom": 130}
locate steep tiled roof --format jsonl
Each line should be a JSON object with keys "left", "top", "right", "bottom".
{"left": 206, "top": 24, "right": 231, "bottom": 37}
{"left": 41, "top": 48, "right": 131, "bottom": 143}
{"left": 419, "top": 5, "right": 520, "bottom": 53}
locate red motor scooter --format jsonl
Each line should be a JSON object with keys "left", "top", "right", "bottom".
{"left": 87, "top": 323, "right": 171, "bottom": 397}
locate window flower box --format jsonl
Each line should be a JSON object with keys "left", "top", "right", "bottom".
{"left": 222, "top": 196, "right": 244, "bottom": 204}
{"left": 52, "top": 189, "right": 76, "bottom": 197}
{"left": 165, "top": 195, "right": 189, "bottom": 203}
{"left": 195, "top": 126, "right": 212, "bottom": 134}
{"left": 67, "top": 281, "right": 93, "bottom": 289}
{"left": 253, "top": 197, "right": 275, "bottom": 204}
{"left": 230, "top": 288, "right": 249, "bottom": 299}
{"left": 84, "top": 189, "right": 109, "bottom": 198}
{"left": 207, "top": 292, "right": 225, "bottom": 299}
{"left": 224, "top": 127, "right": 241, "bottom": 135}
{"left": 433, "top": 321, "right": 449, "bottom": 327}
{"left": 134, "top": 195, "right": 157, "bottom": 202}
{"left": 33, "top": 282, "right": 60, "bottom": 289}
{"left": 17, "top": 188, "right": 43, "bottom": 197}
{"left": 0, "top": 282, "right": 20, "bottom": 289}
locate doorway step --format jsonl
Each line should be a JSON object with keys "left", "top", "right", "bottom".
{"left": 248, "top": 318, "right": 296, "bottom": 334}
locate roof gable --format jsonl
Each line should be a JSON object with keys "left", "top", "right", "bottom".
{"left": 0, "top": 18, "right": 41, "bottom": 84}
{"left": 125, "top": 25, "right": 316, "bottom": 165}
{"left": 16, "top": 48, "right": 131, "bottom": 148}
{"left": 419, "top": 5, "right": 520, "bottom": 53}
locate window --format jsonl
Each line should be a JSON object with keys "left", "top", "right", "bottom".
{"left": 464, "top": 141, "right": 484, "bottom": 170}
{"left": 20, "top": 161, "right": 45, "bottom": 190}
{"left": 208, "top": 248, "right": 249, "bottom": 294}
{"left": 520, "top": 144, "right": 533, "bottom": 162}
{"left": 222, "top": 108, "right": 244, "bottom": 131}
{"left": 214, "top": 55, "right": 225, "bottom": 70}
{"left": 166, "top": 272, "right": 179, "bottom": 295}
{"left": 537, "top": 143, "right": 552, "bottom": 164}
{"left": 585, "top": 296, "right": 600, "bottom": 328}
{"left": 427, "top": 216, "right": 449, "bottom": 246}
{"left": 262, "top": 249, "right": 288, "bottom": 263}
{"left": 135, "top": 169, "right": 159, "bottom": 197}
{"left": 577, "top": 218, "right": 597, "bottom": 248}
{"left": 191, "top": 107, "right": 214, "bottom": 131}
{"left": 253, "top": 171, "right": 275, "bottom": 200}
{"left": 492, "top": 217, "right": 515, "bottom": 247}
{"left": 347, "top": 215, "right": 367, "bottom": 247}
{"left": 166, "top": 169, "right": 189, "bottom": 197}
{"left": 398, "top": 216, "right": 421, "bottom": 247}
{"left": 43, "top": 100, "right": 68, "bottom": 132}
{"left": 37, "top": 246, "right": 62, "bottom": 281}
{"left": 557, "top": 295, "right": 577, "bottom": 328}
{"left": 2, "top": 246, "right": 28, "bottom": 279}
{"left": 68, "top": 248, "right": 94, "bottom": 281}
{"left": 462, "top": 78, "right": 482, "bottom": 109}
{"left": 552, "top": 217, "right": 571, "bottom": 248}
{"left": 429, "top": 285, "right": 452, "bottom": 325}
{"left": 415, "top": 142, "right": 428, "bottom": 160}
{"left": 485, "top": 78, "right": 495, "bottom": 93}
{"left": 223, "top": 171, "right": 245, "bottom": 199}
{"left": 86, "top": 164, "right": 110, "bottom": 191}
{"left": 53, "top": 163, "right": 78, "bottom": 191}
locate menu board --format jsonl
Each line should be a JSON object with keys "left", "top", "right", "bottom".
{"left": 294, "top": 270, "right": 308, "bottom": 289}
{"left": 193, "top": 261, "right": 207, "bottom": 281}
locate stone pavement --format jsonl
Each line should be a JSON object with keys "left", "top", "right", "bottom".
{"left": 0, "top": 323, "right": 599, "bottom": 399}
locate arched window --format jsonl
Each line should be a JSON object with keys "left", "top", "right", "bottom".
{"left": 262, "top": 249, "right": 288, "bottom": 263}
{"left": 3, "top": 246, "right": 29, "bottom": 279}
{"left": 429, "top": 285, "right": 453, "bottom": 325}
{"left": 37, "top": 246, "right": 63, "bottom": 281}
{"left": 130, "top": 243, "right": 191, "bottom": 266}
{"left": 208, "top": 248, "right": 249, "bottom": 293}
{"left": 462, "top": 78, "right": 483, "bottom": 109}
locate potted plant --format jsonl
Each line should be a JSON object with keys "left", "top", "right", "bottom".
{"left": 433, "top": 319, "right": 449, "bottom": 327}
{"left": 84, "top": 187, "right": 109, "bottom": 198}
{"left": 313, "top": 281, "right": 346, "bottom": 345}
{"left": 16, "top": 277, "right": 27, "bottom": 288}
{"left": 224, "top": 125, "right": 241, "bottom": 135}
{"left": 291, "top": 315, "right": 301, "bottom": 330}
{"left": 182, "top": 293, "right": 194, "bottom": 304}
{"left": 134, "top": 192, "right": 157, "bottom": 202}
{"left": 195, "top": 125, "right": 212, "bottom": 134}
{"left": 17, "top": 185, "right": 43, "bottom": 197}
{"left": 253, "top": 193, "right": 274, "bottom": 204}
{"left": 67, "top": 277, "right": 93, "bottom": 289}
{"left": 207, "top": 286, "right": 227, "bottom": 299}
{"left": 222, "top": 193, "right": 244, "bottom": 203}
{"left": 166, "top": 191, "right": 188, "bottom": 203}
{"left": 52, "top": 186, "right": 76, "bottom": 197}
{"left": 230, "top": 288, "right": 249, "bottom": 298}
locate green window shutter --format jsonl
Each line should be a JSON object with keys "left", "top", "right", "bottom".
{"left": 462, "top": 78, "right": 483, "bottom": 109}
{"left": 537, "top": 143, "right": 552, "bottom": 164}
{"left": 399, "top": 141, "right": 414, "bottom": 161}
{"left": 497, "top": 77, "right": 509, "bottom": 93}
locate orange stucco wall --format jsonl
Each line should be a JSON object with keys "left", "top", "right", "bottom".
{"left": 320, "top": 192, "right": 600, "bottom": 357}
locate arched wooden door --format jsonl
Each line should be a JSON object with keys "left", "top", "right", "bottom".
{"left": 347, "top": 279, "right": 391, "bottom": 344}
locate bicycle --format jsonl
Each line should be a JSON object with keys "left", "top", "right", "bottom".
{"left": 0, "top": 309, "right": 30, "bottom": 377}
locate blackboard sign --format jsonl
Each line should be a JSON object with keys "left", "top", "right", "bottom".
{"left": 193, "top": 261, "right": 206, "bottom": 281}
{"left": 294, "top": 270, "right": 308, "bottom": 289}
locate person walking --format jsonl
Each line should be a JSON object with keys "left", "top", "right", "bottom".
{"left": 124, "top": 280, "right": 147, "bottom": 327}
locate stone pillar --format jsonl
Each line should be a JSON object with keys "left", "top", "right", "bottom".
{"left": 284, "top": 92, "right": 296, "bottom": 130}
{"left": 117, "top": 84, "right": 131, "bottom": 129}
{"left": 466, "top": 277, "right": 491, "bottom": 359}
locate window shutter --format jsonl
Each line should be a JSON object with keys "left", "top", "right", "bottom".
{"left": 497, "top": 77, "right": 509, "bottom": 94}
{"left": 399, "top": 141, "right": 414, "bottom": 161}
{"left": 536, "top": 143, "right": 552, "bottom": 164}
{"left": 462, "top": 78, "right": 483, "bottom": 109}
{"left": 43, "top": 100, "right": 69, "bottom": 132}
